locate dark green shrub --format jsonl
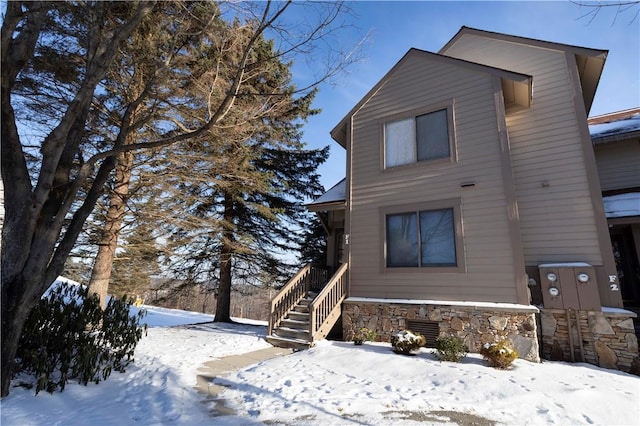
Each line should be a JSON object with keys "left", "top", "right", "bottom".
{"left": 480, "top": 340, "right": 519, "bottom": 369}
{"left": 16, "top": 282, "right": 147, "bottom": 394}
{"left": 390, "top": 330, "right": 426, "bottom": 355}
{"left": 352, "top": 327, "right": 377, "bottom": 345}
{"left": 434, "top": 336, "right": 468, "bottom": 362}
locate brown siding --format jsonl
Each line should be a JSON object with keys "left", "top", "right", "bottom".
{"left": 443, "top": 36, "right": 604, "bottom": 266}
{"left": 326, "top": 210, "right": 345, "bottom": 270}
{"left": 348, "top": 53, "right": 523, "bottom": 303}
{"left": 594, "top": 139, "right": 640, "bottom": 192}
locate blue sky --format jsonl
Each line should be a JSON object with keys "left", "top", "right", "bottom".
{"left": 300, "top": 1, "right": 640, "bottom": 190}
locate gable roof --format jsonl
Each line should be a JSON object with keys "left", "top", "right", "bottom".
{"left": 330, "top": 48, "right": 532, "bottom": 147}
{"left": 440, "top": 26, "right": 607, "bottom": 114}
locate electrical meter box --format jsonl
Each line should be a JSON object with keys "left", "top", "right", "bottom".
{"left": 539, "top": 263, "right": 601, "bottom": 310}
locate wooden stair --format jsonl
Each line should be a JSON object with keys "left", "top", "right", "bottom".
{"left": 267, "top": 263, "right": 348, "bottom": 351}
{"left": 266, "top": 293, "right": 315, "bottom": 350}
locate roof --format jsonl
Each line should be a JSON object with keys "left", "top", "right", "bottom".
{"left": 331, "top": 26, "right": 607, "bottom": 147}
{"left": 440, "top": 26, "right": 608, "bottom": 58}
{"left": 439, "top": 27, "right": 607, "bottom": 115}
{"left": 330, "top": 48, "right": 532, "bottom": 147}
{"left": 603, "top": 192, "right": 640, "bottom": 218}
{"left": 306, "top": 178, "right": 346, "bottom": 211}
{"left": 588, "top": 108, "right": 640, "bottom": 144}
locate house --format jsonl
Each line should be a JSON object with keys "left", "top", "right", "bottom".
{"left": 591, "top": 109, "right": 640, "bottom": 312}
{"left": 267, "top": 27, "right": 639, "bottom": 372}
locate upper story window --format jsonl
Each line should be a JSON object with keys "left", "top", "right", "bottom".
{"left": 384, "top": 108, "right": 452, "bottom": 169}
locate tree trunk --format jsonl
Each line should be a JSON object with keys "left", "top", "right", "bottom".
{"left": 1, "top": 293, "right": 25, "bottom": 397}
{"left": 214, "top": 191, "right": 234, "bottom": 323}
{"left": 88, "top": 150, "right": 134, "bottom": 308}
{"left": 0, "top": 275, "right": 43, "bottom": 397}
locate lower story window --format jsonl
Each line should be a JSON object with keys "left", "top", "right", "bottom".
{"left": 386, "top": 208, "right": 456, "bottom": 267}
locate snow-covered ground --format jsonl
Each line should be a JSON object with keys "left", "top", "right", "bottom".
{"left": 1, "top": 302, "right": 639, "bottom": 425}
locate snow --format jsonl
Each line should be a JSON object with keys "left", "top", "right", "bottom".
{"left": 2, "top": 294, "right": 639, "bottom": 425}
{"left": 347, "top": 297, "right": 539, "bottom": 312}
{"left": 538, "top": 262, "right": 592, "bottom": 268}
{"left": 307, "top": 178, "right": 346, "bottom": 206}
{"left": 589, "top": 113, "right": 640, "bottom": 140}
{"left": 603, "top": 192, "right": 640, "bottom": 218}
{"left": 132, "top": 304, "right": 216, "bottom": 327}
{"left": 602, "top": 306, "right": 638, "bottom": 316}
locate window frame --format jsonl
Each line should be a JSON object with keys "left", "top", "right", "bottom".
{"left": 381, "top": 103, "right": 456, "bottom": 170}
{"left": 380, "top": 198, "right": 465, "bottom": 274}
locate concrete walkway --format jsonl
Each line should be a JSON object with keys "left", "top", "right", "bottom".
{"left": 195, "top": 346, "right": 294, "bottom": 415}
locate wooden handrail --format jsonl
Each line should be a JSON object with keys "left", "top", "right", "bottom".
{"left": 268, "top": 264, "right": 311, "bottom": 335}
{"left": 309, "top": 262, "right": 348, "bottom": 342}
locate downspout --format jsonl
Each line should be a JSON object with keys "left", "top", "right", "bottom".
{"left": 566, "top": 309, "right": 575, "bottom": 362}
{"left": 574, "top": 309, "right": 585, "bottom": 362}
{"left": 346, "top": 117, "right": 353, "bottom": 298}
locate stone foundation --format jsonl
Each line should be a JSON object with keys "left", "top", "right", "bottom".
{"left": 540, "top": 308, "right": 639, "bottom": 373}
{"left": 342, "top": 299, "right": 540, "bottom": 362}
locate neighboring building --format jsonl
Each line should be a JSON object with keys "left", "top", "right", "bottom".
{"left": 591, "top": 109, "right": 640, "bottom": 313}
{"left": 268, "top": 27, "right": 639, "bottom": 373}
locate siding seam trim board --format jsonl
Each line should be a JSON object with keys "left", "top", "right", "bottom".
{"left": 493, "top": 77, "right": 529, "bottom": 305}
{"left": 564, "top": 51, "right": 621, "bottom": 308}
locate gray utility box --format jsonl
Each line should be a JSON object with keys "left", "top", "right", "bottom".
{"left": 539, "top": 263, "right": 601, "bottom": 310}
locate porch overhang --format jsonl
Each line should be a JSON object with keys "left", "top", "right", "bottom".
{"left": 306, "top": 178, "right": 346, "bottom": 212}
{"left": 603, "top": 192, "right": 640, "bottom": 223}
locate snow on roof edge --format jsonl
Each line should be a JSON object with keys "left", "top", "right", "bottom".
{"left": 603, "top": 192, "right": 640, "bottom": 218}
{"left": 307, "top": 178, "right": 346, "bottom": 206}
{"left": 589, "top": 113, "right": 640, "bottom": 140}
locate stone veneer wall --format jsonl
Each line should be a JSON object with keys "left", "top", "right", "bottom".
{"left": 342, "top": 300, "right": 540, "bottom": 362}
{"left": 540, "top": 308, "right": 640, "bottom": 373}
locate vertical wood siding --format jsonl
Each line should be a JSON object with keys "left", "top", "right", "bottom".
{"left": 348, "top": 53, "right": 521, "bottom": 303}
{"left": 594, "top": 139, "right": 640, "bottom": 192}
{"left": 443, "top": 37, "right": 604, "bottom": 266}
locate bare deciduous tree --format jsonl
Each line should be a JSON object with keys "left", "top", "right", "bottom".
{"left": 573, "top": 1, "right": 639, "bottom": 24}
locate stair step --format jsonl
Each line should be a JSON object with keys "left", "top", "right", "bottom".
{"left": 287, "top": 311, "right": 309, "bottom": 322}
{"left": 281, "top": 318, "right": 309, "bottom": 329}
{"left": 266, "top": 335, "right": 311, "bottom": 351}
{"left": 294, "top": 304, "right": 310, "bottom": 313}
{"left": 275, "top": 326, "right": 310, "bottom": 340}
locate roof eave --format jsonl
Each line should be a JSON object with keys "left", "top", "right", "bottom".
{"left": 440, "top": 26, "right": 607, "bottom": 115}
{"left": 576, "top": 52, "right": 607, "bottom": 115}
{"left": 306, "top": 201, "right": 346, "bottom": 212}
{"left": 439, "top": 26, "right": 608, "bottom": 58}
{"left": 592, "top": 129, "right": 640, "bottom": 145}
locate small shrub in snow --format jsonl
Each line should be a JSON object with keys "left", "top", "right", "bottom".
{"left": 16, "top": 283, "right": 147, "bottom": 394}
{"left": 480, "top": 340, "right": 518, "bottom": 369}
{"left": 434, "top": 336, "right": 468, "bottom": 362}
{"left": 352, "top": 327, "right": 377, "bottom": 345}
{"left": 390, "top": 330, "right": 426, "bottom": 355}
